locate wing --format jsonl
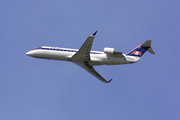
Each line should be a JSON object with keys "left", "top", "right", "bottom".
{"left": 75, "top": 63, "right": 112, "bottom": 83}
{"left": 72, "top": 31, "right": 112, "bottom": 83}
{"left": 72, "top": 31, "right": 97, "bottom": 61}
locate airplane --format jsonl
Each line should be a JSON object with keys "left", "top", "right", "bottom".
{"left": 26, "top": 31, "right": 155, "bottom": 83}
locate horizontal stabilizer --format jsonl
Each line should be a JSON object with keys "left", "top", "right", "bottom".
{"left": 142, "top": 40, "right": 155, "bottom": 54}
{"left": 142, "top": 40, "right": 151, "bottom": 47}
{"left": 147, "top": 48, "right": 155, "bottom": 54}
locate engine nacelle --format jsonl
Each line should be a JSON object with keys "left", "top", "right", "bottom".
{"left": 104, "top": 47, "right": 115, "bottom": 55}
{"left": 104, "top": 47, "right": 122, "bottom": 55}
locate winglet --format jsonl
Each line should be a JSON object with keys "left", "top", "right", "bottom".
{"left": 92, "top": 31, "right": 98, "bottom": 36}
{"left": 108, "top": 78, "right": 113, "bottom": 83}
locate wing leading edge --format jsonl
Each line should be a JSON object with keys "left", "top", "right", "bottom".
{"left": 72, "top": 31, "right": 112, "bottom": 83}
{"left": 72, "top": 31, "right": 97, "bottom": 61}
{"left": 75, "top": 63, "right": 112, "bottom": 83}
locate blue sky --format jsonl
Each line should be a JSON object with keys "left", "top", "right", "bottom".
{"left": 0, "top": 0, "right": 180, "bottom": 120}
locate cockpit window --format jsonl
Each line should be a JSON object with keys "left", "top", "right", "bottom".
{"left": 36, "top": 47, "right": 42, "bottom": 49}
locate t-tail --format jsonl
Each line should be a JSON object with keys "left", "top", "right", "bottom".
{"left": 127, "top": 40, "right": 155, "bottom": 57}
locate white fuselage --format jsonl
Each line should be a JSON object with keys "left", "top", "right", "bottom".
{"left": 26, "top": 46, "right": 140, "bottom": 66}
{"left": 26, "top": 30, "right": 154, "bottom": 83}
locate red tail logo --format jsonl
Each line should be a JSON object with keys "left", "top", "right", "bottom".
{"left": 132, "top": 51, "right": 142, "bottom": 56}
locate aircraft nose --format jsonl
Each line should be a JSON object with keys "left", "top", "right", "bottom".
{"left": 26, "top": 51, "right": 34, "bottom": 57}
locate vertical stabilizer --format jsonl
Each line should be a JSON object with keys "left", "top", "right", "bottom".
{"left": 127, "top": 40, "right": 155, "bottom": 57}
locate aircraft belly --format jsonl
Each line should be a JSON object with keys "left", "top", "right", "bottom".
{"left": 88, "top": 54, "right": 133, "bottom": 65}
{"left": 47, "top": 51, "right": 73, "bottom": 60}
{"left": 102, "top": 57, "right": 128, "bottom": 65}
{"left": 34, "top": 50, "right": 74, "bottom": 61}
{"left": 89, "top": 55, "right": 104, "bottom": 66}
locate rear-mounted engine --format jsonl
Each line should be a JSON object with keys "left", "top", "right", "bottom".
{"left": 104, "top": 47, "right": 122, "bottom": 55}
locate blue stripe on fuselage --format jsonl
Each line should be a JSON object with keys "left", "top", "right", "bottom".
{"left": 36, "top": 48, "right": 102, "bottom": 54}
